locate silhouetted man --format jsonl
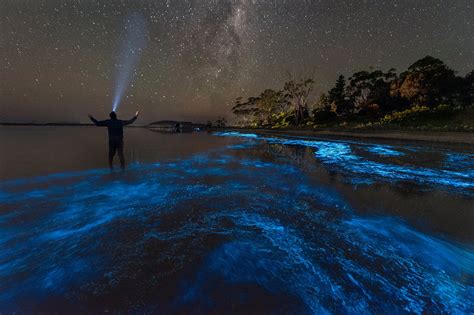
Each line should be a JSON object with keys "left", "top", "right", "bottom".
{"left": 88, "top": 111, "right": 139, "bottom": 170}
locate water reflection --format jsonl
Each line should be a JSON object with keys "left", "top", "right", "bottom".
{"left": 0, "top": 127, "right": 239, "bottom": 180}
{"left": 0, "top": 128, "right": 473, "bottom": 313}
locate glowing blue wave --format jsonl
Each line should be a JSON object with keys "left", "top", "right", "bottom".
{"left": 0, "top": 136, "right": 472, "bottom": 312}
{"left": 216, "top": 132, "right": 474, "bottom": 193}
{"left": 365, "top": 145, "right": 404, "bottom": 157}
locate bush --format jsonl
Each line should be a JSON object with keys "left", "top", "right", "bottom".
{"left": 430, "top": 103, "right": 462, "bottom": 118}
{"left": 312, "top": 110, "right": 337, "bottom": 124}
{"left": 271, "top": 111, "right": 295, "bottom": 129}
{"left": 380, "top": 105, "right": 430, "bottom": 124}
{"left": 357, "top": 104, "right": 382, "bottom": 119}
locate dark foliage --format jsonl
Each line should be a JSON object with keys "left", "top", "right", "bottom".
{"left": 232, "top": 56, "right": 472, "bottom": 129}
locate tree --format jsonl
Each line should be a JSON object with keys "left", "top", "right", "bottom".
{"left": 315, "top": 93, "right": 331, "bottom": 111}
{"left": 255, "top": 89, "right": 286, "bottom": 125}
{"left": 398, "top": 56, "right": 456, "bottom": 107}
{"left": 456, "top": 70, "right": 474, "bottom": 107}
{"left": 311, "top": 93, "right": 336, "bottom": 124}
{"left": 284, "top": 77, "right": 314, "bottom": 125}
{"left": 464, "top": 70, "right": 474, "bottom": 106}
{"left": 232, "top": 96, "right": 259, "bottom": 126}
{"left": 215, "top": 116, "right": 227, "bottom": 128}
{"left": 230, "top": 56, "right": 471, "bottom": 129}
{"left": 328, "top": 75, "right": 351, "bottom": 115}
{"left": 346, "top": 69, "right": 398, "bottom": 115}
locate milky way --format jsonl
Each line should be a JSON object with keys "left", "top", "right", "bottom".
{"left": 0, "top": 0, "right": 472, "bottom": 123}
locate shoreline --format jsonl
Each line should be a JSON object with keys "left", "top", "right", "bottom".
{"left": 218, "top": 128, "right": 474, "bottom": 145}
{"left": 1, "top": 124, "right": 473, "bottom": 145}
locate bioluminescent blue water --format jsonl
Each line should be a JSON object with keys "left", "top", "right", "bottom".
{"left": 0, "top": 131, "right": 473, "bottom": 313}
{"left": 112, "top": 13, "right": 147, "bottom": 111}
{"left": 216, "top": 132, "right": 474, "bottom": 192}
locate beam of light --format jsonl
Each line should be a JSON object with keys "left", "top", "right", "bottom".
{"left": 112, "top": 13, "right": 147, "bottom": 112}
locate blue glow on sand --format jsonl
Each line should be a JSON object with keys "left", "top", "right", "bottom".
{"left": 112, "top": 13, "right": 147, "bottom": 111}
{"left": 0, "top": 135, "right": 473, "bottom": 312}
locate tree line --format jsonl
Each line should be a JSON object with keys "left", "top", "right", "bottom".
{"left": 231, "top": 56, "right": 473, "bottom": 129}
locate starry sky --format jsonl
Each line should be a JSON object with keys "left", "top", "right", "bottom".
{"left": 1, "top": 0, "right": 473, "bottom": 123}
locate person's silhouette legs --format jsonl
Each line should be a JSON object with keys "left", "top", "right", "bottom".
{"left": 108, "top": 141, "right": 117, "bottom": 170}
{"left": 117, "top": 141, "right": 125, "bottom": 170}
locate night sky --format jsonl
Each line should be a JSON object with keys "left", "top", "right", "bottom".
{"left": 1, "top": 0, "right": 472, "bottom": 123}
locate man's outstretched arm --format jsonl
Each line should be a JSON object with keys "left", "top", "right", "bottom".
{"left": 123, "top": 111, "right": 139, "bottom": 126}
{"left": 88, "top": 114, "right": 107, "bottom": 126}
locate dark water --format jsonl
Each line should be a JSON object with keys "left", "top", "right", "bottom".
{"left": 0, "top": 127, "right": 473, "bottom": 313}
